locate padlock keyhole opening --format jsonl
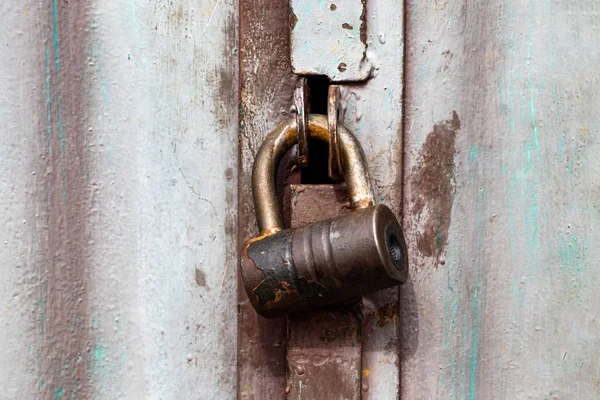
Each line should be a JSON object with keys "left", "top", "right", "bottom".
{"left": 387, "top": 229, "right": 404, "bottom": 271}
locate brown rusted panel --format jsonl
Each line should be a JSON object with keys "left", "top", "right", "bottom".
{"left": 287, "top": 306, "right": 363, "bottom": 399}
{"left": 238, "top": 301, "right": 287, "bottom": 397}
{"left": 238, "top": 0, "right": 297, "bottom": 393}
{"left": 286, "top": 184, "right": 363, "bottom": 399}
{"left": 290, "top": 184, "right": 352, "bottom": 221}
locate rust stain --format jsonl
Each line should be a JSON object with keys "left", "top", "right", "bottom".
{"left": 215, "top": 12, "right": 237, "bottom": 129}
{"left": 411, "top": 111, "right": 461, "bottom": 261}
{"left": 376, "top": 302, "right": 398, "bottom": 327}
{"left": 342, "top": 23, "right": 353, "bottom": 30}
{"left": 438, "top": 50, "right": 453, "bottom": 73}
{"left": 359, "top": 0, "right": 367, "bottom": 46}
{"left": 167, "top": 4, "right": 187, "bottom": 26}
{"left": 330, "top": 3, "right": 337, "bottom": 10}
{"left": 195, "top": 268, "right": 209, "bottom": 288}
{"left": 434, "top": 0, "right": 448, "bottom": 10}
{"left": 320, "top": 314, "right": 357, "bottom": 342}
{"left": 271, "top": 287, "right": 299, "bottom": 304}
{"left": 290, "top": 10, "right": 298, "bottom": 31}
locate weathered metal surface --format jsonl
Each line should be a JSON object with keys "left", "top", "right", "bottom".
{"left": 241, "top": 203, "right": 407, "bottom": 318}
{"left": 290, "top": 0, "right": 369, "bottom": 81}
{"left": 286, "top": 184, "right": 362, "bottom": 399}
{"left": 238, "top": 0, "right": 296, "bottom": 393}
{"left": 294, "top": 78, "right": 310, "bottom": 167}
{"left": 328, "top": 85, "right": 343, "bottom": 180}
{"left": 288, "top": 306, "right": 363, "bottom": 398}
{"left": 239, "top": 0, "right": 405, "bottom": 396}
{"left": 0, "top": 0, "right": 238, "bottom": 398}
{"left": 402, "top": 1, "right": 600, "bottom": 399}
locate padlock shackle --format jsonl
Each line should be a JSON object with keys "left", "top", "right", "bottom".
{"left": 252, "top": 114, "right": 375, "bottom": 235}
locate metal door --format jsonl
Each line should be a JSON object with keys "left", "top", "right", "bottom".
{"left": 1, "top": 0, "right": 598, "bottom": 399}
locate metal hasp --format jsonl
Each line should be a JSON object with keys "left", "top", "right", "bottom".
{"left": 328, "top": 85, "right": 343, "bottom": 180}
{"left": 240, "top": 115, "right": 408, "bottom": 318}
{"left": 294, "top": 78, "right": 310, "bottom": 166}
{"left": 290, "top": 0, "right": 369, "bottom": 81}
{"left": 285, "top": 184, "right": 362, "bottom": 399}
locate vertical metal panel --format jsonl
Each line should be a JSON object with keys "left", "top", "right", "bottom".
{"left": 238, "top": 0, "right": 404, "bottom": 397}
{"left": 403, "top": 1, "right": 600, "bottom": 399}
{"left": 0, "top": 3, "right": 44, "bottom": 398}
{"left": 0, "top": 0, "right": 238, "bottom": 398}
{"left": 286, "top": 184, "right": 362, "bottom": 399}
{"left": 237, "top": 0, "right": 296, "bottom": 395}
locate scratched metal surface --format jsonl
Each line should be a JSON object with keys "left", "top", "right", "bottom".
{"left": 0, "top": 0, "right": 238, "bottom": 399}
{"left": 402, "top": 1, "right": 600, "bottom": 399}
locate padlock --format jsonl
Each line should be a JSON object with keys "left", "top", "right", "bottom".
{"left": 241, "top": 114, "right": 408, "bottom": 318}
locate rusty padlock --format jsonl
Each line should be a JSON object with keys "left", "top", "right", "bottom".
{"left": 241, "top": 114, "right": 408, "bottom": 318}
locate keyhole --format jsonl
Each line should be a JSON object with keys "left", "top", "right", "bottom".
{"left": 387, "top": 230, "right": 404, "bottom": 271}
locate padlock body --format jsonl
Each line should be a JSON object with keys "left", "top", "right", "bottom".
{"left": 241, "top": 204, "right": 408, "bottom": 318}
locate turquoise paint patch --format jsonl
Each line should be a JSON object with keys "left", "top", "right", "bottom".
{"left": 94, "top": 344, "right": 106, "bottom": 366}
{"left": 91, "top": 343, "right": 108, "bottom": 386}
{"left": 53, "top": 386, "right": 64, "bottom": 399}
{"left": 469, "top": 187, "right": 486, "bottom": 400}
{"left": 39, "top": 299, "right": 46, "bottom": 335}
{"left": 529, "top": 86, "right": 540, "bottom": 159}
{"left": 559, "top": 234, "right": 584, "bottom": 283}
{"left": 52, "top": 0, "right": 60, "bottom": 71}
{"left": 45, "top": 46, "right": 52, "bottom": 155}
{"left": 469, "top": 145, "right": 479, "bottom": 162}
{"left": 469, "top": 285, "right": 479, "bottom": 400}
{"left": 131, "top": 0, "right": 137, "bottom": 26}
{"left": 91, "top": 46, "right": 110, "bottom": 103}
{"left": 530, "top": 192, "right": 539, "bottom": 250}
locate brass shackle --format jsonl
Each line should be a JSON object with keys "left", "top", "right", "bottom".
{"left": 252, "top": 114, "right": 375, "bottom": 235}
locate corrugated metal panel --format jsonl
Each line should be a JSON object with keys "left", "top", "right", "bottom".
{"left": 3, "top": 0, "right": 599, "bottom": 398}
{"left": 402, "top": 1, "right": 600, "bottom": 399}
{"left": 0, "top": 1, "right": 238, "bottom": 398}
